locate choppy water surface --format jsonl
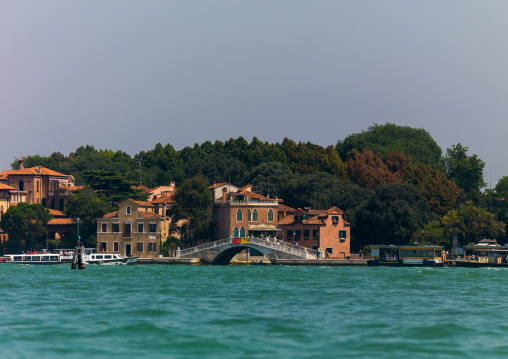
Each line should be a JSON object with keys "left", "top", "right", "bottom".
{"left": 1, "top": 264, "right": 508, "bottom": 358}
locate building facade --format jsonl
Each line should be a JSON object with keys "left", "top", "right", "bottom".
{"left": 279, "top": 206, "right": 351, "bottom": 259}
{"left": 96, "top": 199, "right": 171, "bottom": 258}
{"left": 210, "top": 185, "right": 279, "bottom": 240}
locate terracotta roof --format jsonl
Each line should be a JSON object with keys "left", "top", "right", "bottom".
{"left": 103, "top": 211, "right": 118, "bottom": 218}
{"left": 129, "top": 199, "right": 153, "bottom": 207}
{"left": 48, "top": 209, "right": 66, "bottom": 217}
{"left": 0, "top": 166, "right": 69, "bottom": 177}
{"left": 132, "top": 185, "right": 151, "bottom": 192}
{"left": 278, "top": 203, "right": 296, "bottom": 212}
{"left": 0, "top": 183, "right": 15, "bottom": 190}
{"left": 151, "top": 194, "right": 175, "bottom": 205}
{"left": 319, "top": 206, "right": 344, "bottom": 216}
{"left": 278, "top": 215, "right": 295, "bottom": 225}
{"left": 237, "top": 190, "right": 273, "bottom": 202}
{"left": 139, "top": 211, "right": 163, "bottom": 219}
{"left": 48, "top": 218, "right": 75, "bottom": 225}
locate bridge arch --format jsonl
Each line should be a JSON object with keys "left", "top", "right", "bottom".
{"left": 211, "top": 245, "right": 275, "bottom": 265}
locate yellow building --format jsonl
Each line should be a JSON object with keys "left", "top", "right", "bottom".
{"left": 96, "top": 199, "right": 171, "bottom": 258}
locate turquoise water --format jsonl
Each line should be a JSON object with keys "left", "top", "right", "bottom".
{"left": 1, "top": 265, "right": 508, "bottom": 358}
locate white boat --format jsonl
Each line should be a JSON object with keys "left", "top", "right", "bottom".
{"left": 5, "top": 253, "right": 63, "bottom": 264}
{"left": 85, "top": 253, "right": 138, "bottom": 265}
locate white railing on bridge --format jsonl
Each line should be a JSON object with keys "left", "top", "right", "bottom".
{"left": 177, "top": 237, "right": 319, "bottom": 259}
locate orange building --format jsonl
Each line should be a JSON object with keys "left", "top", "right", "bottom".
{"left": 278, "top": 206, "right": 351, "bottom": 259}
{"left": 210, "top": 184, "right": 279, "bottom": 240}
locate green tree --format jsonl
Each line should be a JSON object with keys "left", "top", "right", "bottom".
{"left": 444, "top": 143, "right": 485, "bottom": 192}
{"left": 82, "top": 171, "right": 148, "bottom": 204}
{"left": 184, "top": 153, "right": 249, "bottom": 186}
{"left": 65, "top": 187, "right": 113, "bottom": 247}
{"left": 336, "top": 123, "right": 444, "bottom": 169}
{"left": 354, "top": 182, "right": 434, "bottom": 249}
{"left": 410, "top": 220, "right": 448, "bottom": 247}
{"left": 167, "top": 175, "right": 213, "bottom": 245}
{"left": 163, "top": 236, "right": 181, "bottom": 257}
{"left": 442, "top": 201, "right": 505, "bottom": 245}
{"left": 0, "top": 203, "right": 53, "bottom": 252}
{"left": 403, "top": 163, "right": 462, "bottom": 216}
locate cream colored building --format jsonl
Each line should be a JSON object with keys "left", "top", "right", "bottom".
{"left": 96, "top": 199, "right": 171, "bottom": 258}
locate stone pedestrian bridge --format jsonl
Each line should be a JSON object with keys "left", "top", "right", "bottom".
{"left": 177, "top": 237, "right": 319, "bottom": 265}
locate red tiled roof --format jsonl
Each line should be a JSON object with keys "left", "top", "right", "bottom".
{"left": 139, "top": 211, "right": 163, "bottom": 219}
{"left": 103, "top": 211, "right": 118, "bottom": 218}
{"left": 0, "top": 183, "right": 15, "bottom": 190}
{"left": 48, "top": 218, "right": 75, "bottom": 225}
{"left": 129, "top": 199, "right": 153, "bottom": 207}
{"left": 48, "top": 209, "right": 66, "bottom": 217}
{"left": 151, "top": 194, "right": 175, "bottom": 205}
{"left": 278, "top": 204, "right": 296, "bottom": 212}
{"left": 0, "top": 166, "right": 69, "bottom": 177}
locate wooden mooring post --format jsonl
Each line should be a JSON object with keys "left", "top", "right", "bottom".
{"left": 71, "top": 241, "right": 86, "bottom": 269}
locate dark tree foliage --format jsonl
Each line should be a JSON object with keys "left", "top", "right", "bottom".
{"left": 336, "top": 123, "right": 444, "bottom": 170}
{"left": 354, "top": 182, "right": 434, "bottom": 250}
{"left": 184, "top": 153, "right": 249, "bottom": 187}
{"left": 249, "top": 162, "right": 296, "bottom": 199}
{"left": 280, "top": 172, "right": 371, "bottom": 222}
{"left": 82, "top": 171, "right": 148, "bottom": 204}
{"left": 0, "top": 203, "right": 53, "bottom": 252}
{"left": 167, "top": 175, "right": 213, "bottom": 244}
{"left": 65, "top": 187, "right": 113, "bottom": 247}
{"left": 403, "top": 163, "right": 462, "bottom": 217}
{"left": 444, "top": 143, "right": 486, "bottom": 192}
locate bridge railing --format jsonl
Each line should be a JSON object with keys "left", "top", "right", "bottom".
{"left": 178, "top": 237, "right": 319, "bottom": 259}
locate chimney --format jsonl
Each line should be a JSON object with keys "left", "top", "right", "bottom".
{"left": 18, "top": 158, "right": 24, "bottom": 170}
{"left": 222, "top": 187, "right": 227, "bottom": 204}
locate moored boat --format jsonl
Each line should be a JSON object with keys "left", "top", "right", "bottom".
{"left": 85, "top": 253, "right": 138, "bottom": 265}
{"left": 5, "top": 253, "right": 63, "bottom": 264}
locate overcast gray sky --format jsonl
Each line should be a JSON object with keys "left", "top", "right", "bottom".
{"left": 1, "top": 1, "right": 507, "bottom": 187}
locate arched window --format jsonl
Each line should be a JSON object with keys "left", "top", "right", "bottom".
{"left": 248, "top": 209, "right": 252, "bottom": 222}
{"left": 252, "top": 209, "right": 258, "bottom": 222}
{"left": 267, "top": 209, "right": 274, "bottom": 222}
{"left": 240, "top": 227, "right": 246, "bottom": 237}
{"left": 126, "top": 206, "right": 131, "bottom": 215}
{"left": 233, "top": 227, "right": 240, "bottom": 238}
{"left": 236, "top": 209, "right": 243, "bottom": 222}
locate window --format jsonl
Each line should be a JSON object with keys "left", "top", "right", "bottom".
{"left": 113, "top": 223, "right": 119, "bottom": 232}
{"left": 240, "top": 227, "right": 246, "bottom": 237}
{"left": 233, "top": 227, "right": 240, "bottom": 237}
{"left": 252, "top": 209, "right": 258, "bottom": 222}
{"left": 331, "top": 216, "right": 339, "bottom": 223}
{"left": 113, "top": 241, "right": 119, "bottom": 252}
{"left": 267, "top": 209, "right": 274, "bottom": 222}
{"left": 248, "top": 209, "right": 252, "bottom": 222}
{"left": 100, "top": 242, "right": 107, "bottom": 252}
{"left": 101, "top": 223, "right": 108, "bottom": 233}
{"left": 313, "top": 229, "right": 319, "bottom": 239}
{"left": 19, "top": 180, "right": 24, "bottom": 191}
{"left": 137, "top": 242, "right": 144, "bottom": 252}
{"left": 295, "top": 229, "right": 301, "bottom": 240}
{"left": 126, "top": 206, "right": 131, "bottom": 215}
{"left": 138, "top": 223, "right": 144, "bottom": 233}
{"left": 124, "top": 222, "right": 132, "bottom": 234}
{"left": 287, "top": 229, "right": 293, "bottom": 239}
{"left": 339, "top": 230, "right": 347, "bottom": 240}
{"left": 36, "top": 181, "right": 39, "bottom": 192}
{"left": 326, "top": 248, "right": 333, "bottom": 255}
{"left": 236, "top": 209, "right": 243, "bottom": 222}
{"left": 149, "top": 242, "right": 157, "bottom": 252}
{"left": 149, "top": 223, "right": 156, "bottom": 232}
{"left": 304, "top": 229, "right": 309, "bottom": 239}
